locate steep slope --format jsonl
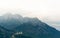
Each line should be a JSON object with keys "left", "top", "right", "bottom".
{"left": 14, "top": 18, "right": 60, "bottom": 38}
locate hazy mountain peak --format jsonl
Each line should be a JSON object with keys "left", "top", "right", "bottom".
{"left": 0, "top": 13, "right": 60, "bottom": 38}
{"left": 3, "top": 13, "right": 13, "bottom": 16}
{"left": 1, "top": 13, "right": 23, "bottom": 20}
{"left": 0, "top": 13, "right": 42, "bottom": 29}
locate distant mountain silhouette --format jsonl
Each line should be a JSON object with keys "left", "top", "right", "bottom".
{"left": 0, "top": 13, "right": 60, "bottom": 38}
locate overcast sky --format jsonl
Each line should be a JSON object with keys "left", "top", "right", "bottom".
{"left": 0, "top": 0, "right": 60, "bottom": 30}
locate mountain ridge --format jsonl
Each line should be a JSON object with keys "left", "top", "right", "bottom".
{"left": 0, "top": 13, "right": 60, "bottom": 38}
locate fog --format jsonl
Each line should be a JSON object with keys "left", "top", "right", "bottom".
{"left": 0, "top": 0, "right": 60, "bottom": 30}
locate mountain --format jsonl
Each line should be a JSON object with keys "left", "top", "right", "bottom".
{"left": 0, "top": 13, "right": 24, "bottom": 29}
{"left": 14, "top": 18, "right": 60, "bottom": 38}
{"left": 0, "top": 13, "right": 60, "bottom": 38}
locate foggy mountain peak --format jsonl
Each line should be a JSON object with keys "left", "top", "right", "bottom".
{"left": 0, "top": 13, "right": 41, "bottom": 29}
{"left": 1, "top": 13, "right": 40, "bottom": 22}
{"left": 3, "top": 13, "right": 22, "bottom": 18}
{"left": 0, "top": 13, "right": 60, "bottom": 38}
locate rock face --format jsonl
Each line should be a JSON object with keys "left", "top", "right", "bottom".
{"left": 0, "top": 13, "right": 60, "bottom": 38}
